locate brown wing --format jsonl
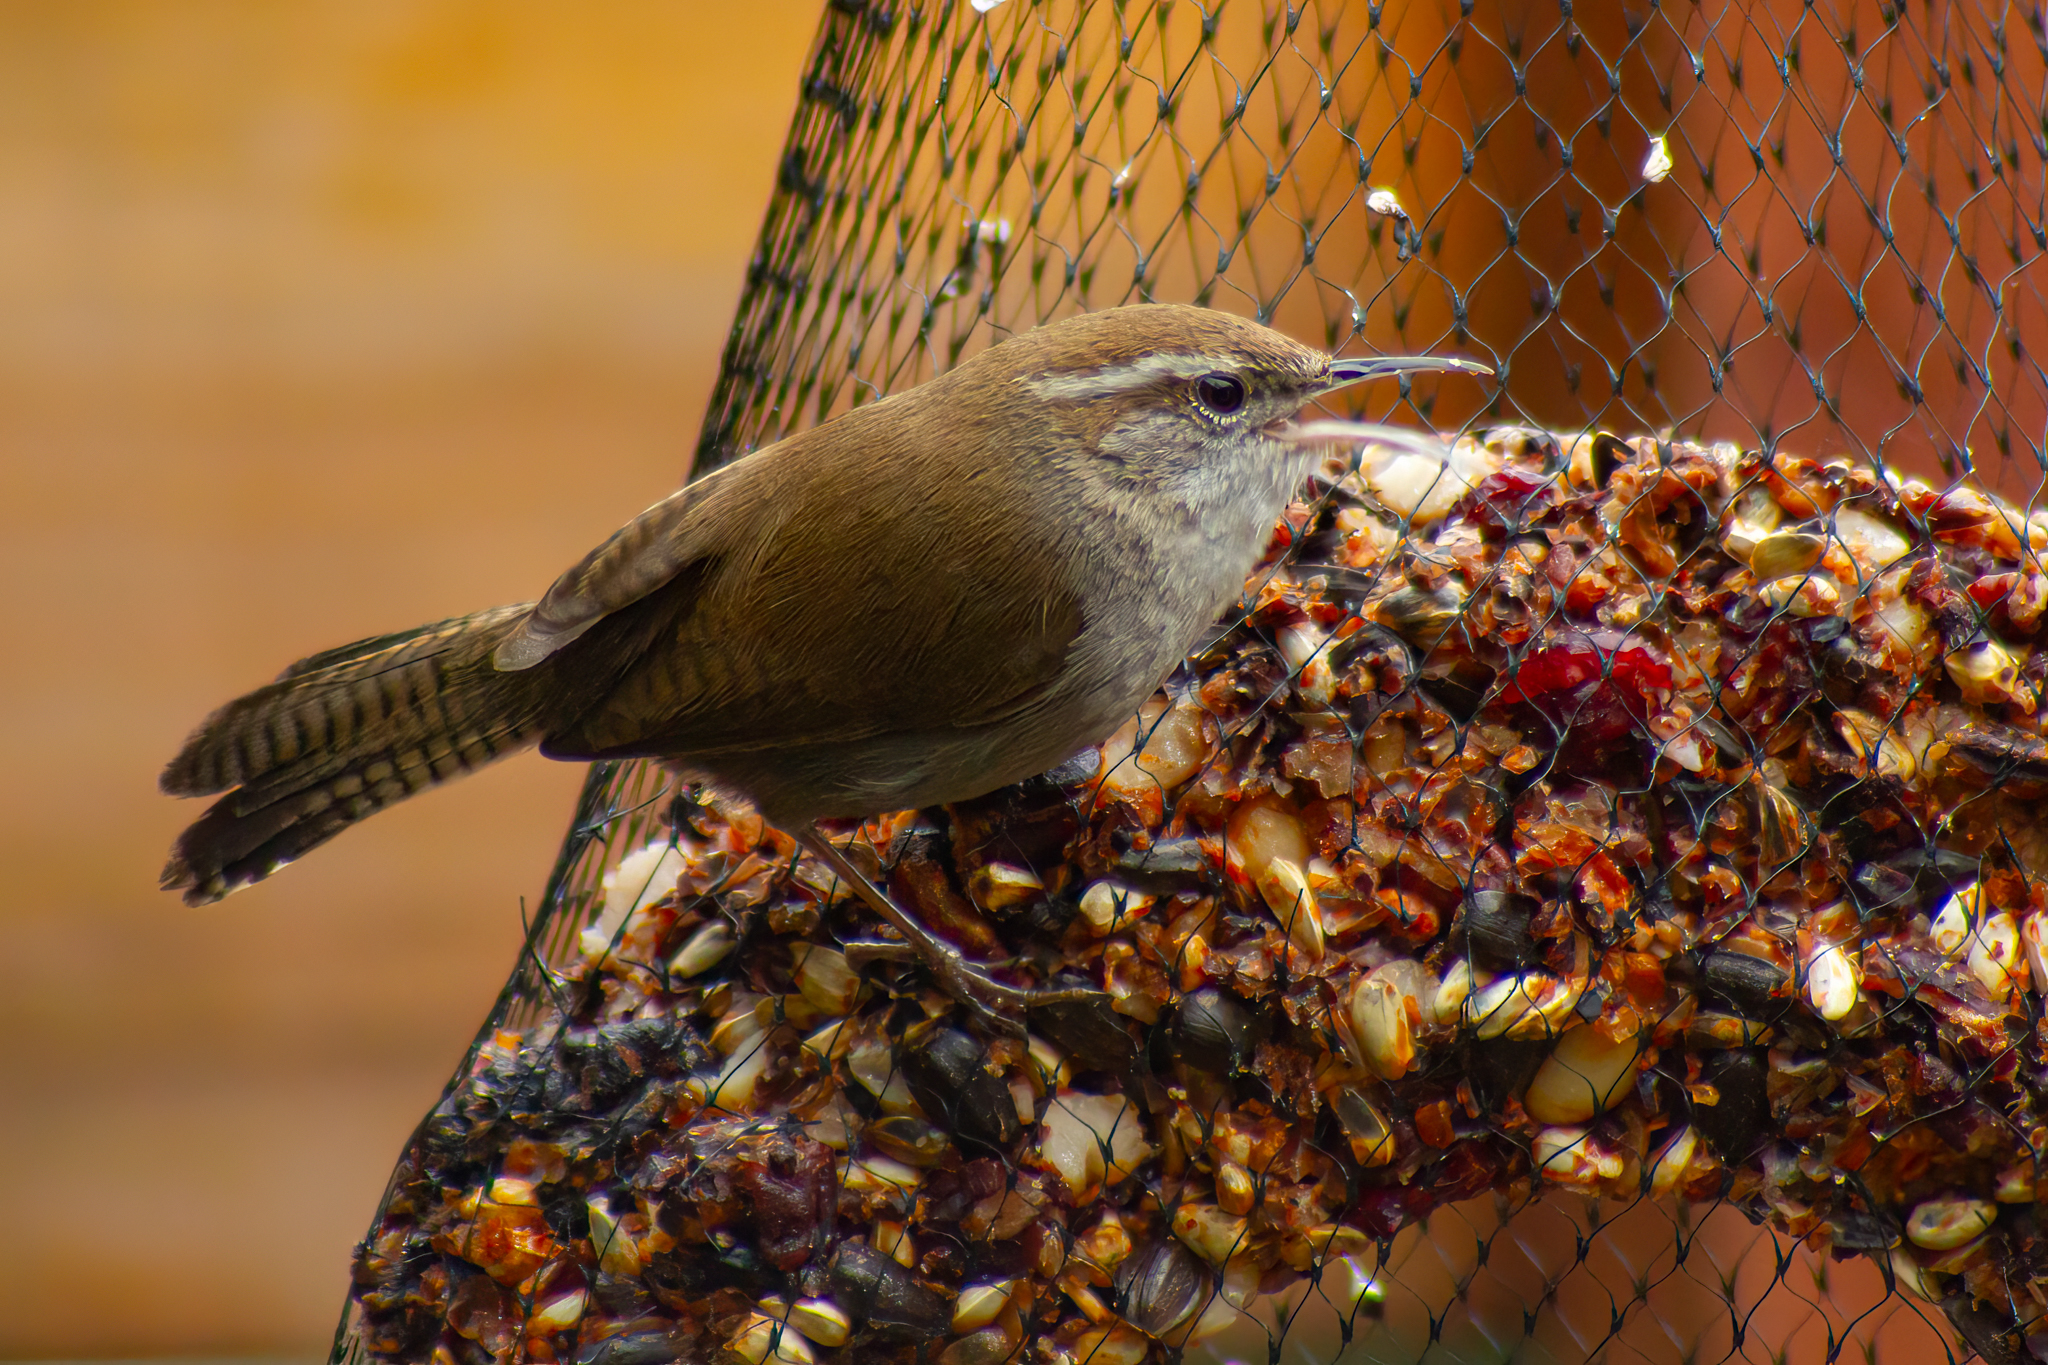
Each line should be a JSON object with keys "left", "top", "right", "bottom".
{"left": 493, "top": 482, "right": 724, "bottom": 671}
{"left": 534, "top": 393, "right": 1086, "bottom": 762}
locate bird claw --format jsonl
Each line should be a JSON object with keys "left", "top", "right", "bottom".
{"left": 842, "top": 935, "right": 1104, "bottom": 1036}
{"left": 808, "top": 826, "right": 1106, "bottom": 1035}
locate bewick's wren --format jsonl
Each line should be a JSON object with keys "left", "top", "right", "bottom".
{"left": 162, "top": 304, "right": 1486, "bottom": 1026}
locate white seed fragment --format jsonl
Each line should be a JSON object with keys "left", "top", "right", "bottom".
{"left": 1260, "top": 856, "right": 1326, "bottom": 960}
{"left": 1930, "top": 885, "right": 1981, "bottom": 956}
{"left": 1026, "top": 1035, "right": 1072, "bottom": 1092}
{"left": 1171, "top": 1202, "right": 1251, "bottom": 1266}
{"left": 973, "top": 861, "right": 1044, "bottom": 911}
{"left": 1078, "top": 881, "right": 1155, "bottom": 936}
{"left": 793, "top": 944, "right": 862, "bottom": 1015}
{"left": 1720, "top": 486, "right": 1784, "bottom": 561}
{"left": 1965, "top": 911, "right": 2028, "bottom": 994}
{"left": 1216, "top": 1254, "right": 1261, "bottom": 1311}
{"left": 842, "top": 1153, "right": 922, "bottom": 1197}
{"left": 1464, "top": 973, "right": 1536, "bottom": 1036}
{"left": 1462, "top": 967, "right": 1582, "bottom": 1039}
{"left": 1227, "top": 800, "right": 1308, "bottom": 890}
{"left": 1905, "top": 1196, "right": 1996, "bottom": 1250}
{"left": 1433, "top": 958, "right": 1475, "bottom": 1024}
{"left": 669, "top": 920, "right": 735, "bottom": 978}
{"left": 1830, "top": 506, "right": 1912, "bottom": 571}
{"left": 700, "top": 1039, "right": 772, "bottom": 1110}
{"left": 1304, "top": 1222, "right": 1370, "bottom": 1261}
{"left": 2022, "top": 911, "right": 2048, "bottom": 995}
{"left": 711, "top": 1002, "right": 769, "bottom": 1056}
{"left": 1364, "top": 187, "right": 1408, "bottom": 219}
{"left": 1946, "top": 638, "right": 2036, "bottom": 712}
{"left": 1524, "top": 1026, "right": 1643, "bottom": 1125}
{"left": 800, "top": 1018, "right": 855, "bottom": 1067}
{"left": 1534, "top": 1125, "right": 1623, "bottom": 1184}
{"left": 1642, "top": 133, "right": 1674, "bottom": 183}
{"left": 847, "top": 1032, "right": 920, "bottom": 1113}
{"left": 1216, "top": 1160, "right": 1256, "bottom": 1216}
{"left": 731, "top": 1314, "right": 816, "bottom": 1365}
{"left": 1831, "top": 709, "right": 1915, "bottom": 781}
{"left": 1805, "top": 942, "right": 1861, "bottom": 1021}
{"left": 951, "top": 1282, "right": 1015, "bottom": 1334}
{"left": 1040, "top": 1092, "right": 1151, "bottom": 1196}
{"left": 587, "top": 843, "right": 686, "bottom": 958}
{"left": 1748, "top": 530, "right": 1826, "bottom": 581}
{"left": 875, "top": 1219, "right": 915, "bottom": 1267}
{"left": 788, "top": 1299, "right": 851, "bottom": 1348}
{"left": 1760, "top": 571, "right": 1841, "bottom": 617}
{"left": 1062, "top": 1277, "right": 1110, "bottom": 1324}
{"left": 1362, "top": 447, "right": 1476, "bottom": 524}
{"left": 1277, "top": 623, "right": 1338, "bottom": 707}
{"left": 1348, "top": 975, "right": 1415, "bottom": 1080}
{"left": 1101, "top": 697, "right": 1212, "bottom": 804}
{"left": 530, "top": 1289, "right": 587, "bottom": 1333}
{"left": 1647, "top": 1125, "right": 1699, "bottom": 1196}
{"left": 1868, "top": 581, "right": 1933, "bottom": 663}
{"left": 586, "top": 1197, "right": 642, "bottom": 1278}
{"left": 1010, "top": 1077, "right": 1036, "bottom": 1125}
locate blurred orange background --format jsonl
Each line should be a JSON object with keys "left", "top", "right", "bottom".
{"left": 0, "top": 3, "right": 816, "bottom": 1356}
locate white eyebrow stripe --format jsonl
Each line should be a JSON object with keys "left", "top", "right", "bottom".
{"left": 1024, "top": 351, "right": 1232, "bottom": 402}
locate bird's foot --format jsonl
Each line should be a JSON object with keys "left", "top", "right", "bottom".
{"left": 840, "top": 937, "right": 1102, "bottom": 1035}
{"left": 801, "top": 826, "right": 1102, "bottom": 1036}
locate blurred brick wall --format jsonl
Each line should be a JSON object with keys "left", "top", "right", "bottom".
{"left": 0, "top": 3, "right": 815, "bottom": 1355}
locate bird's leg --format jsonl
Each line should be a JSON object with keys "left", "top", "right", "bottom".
{"left": 798, "top": 824, "right": 1101, "bottom": 1035}
{"left": 841, "top": 939, "right": 917, "bottom": 968}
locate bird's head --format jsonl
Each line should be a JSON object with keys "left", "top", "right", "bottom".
{"left": 955, "top": 304, "right": 1490, "bottom": 502}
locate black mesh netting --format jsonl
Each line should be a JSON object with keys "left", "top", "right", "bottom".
{"left": 335, "top": 2, "right": 2048, "bottom": 1363}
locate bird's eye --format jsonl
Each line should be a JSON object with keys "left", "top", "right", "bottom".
{"left": 1195, "top": 373, "right": 1247, "bottom": 416}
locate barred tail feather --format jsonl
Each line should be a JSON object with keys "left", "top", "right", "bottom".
{"left": 160, "top": 603, "right": 552, "bottom": 905}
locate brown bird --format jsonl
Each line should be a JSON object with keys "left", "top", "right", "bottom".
{"left": 161, "top": 304, "right": 1486, "bottom": 1025}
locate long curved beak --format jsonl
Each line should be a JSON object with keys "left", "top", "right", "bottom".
{"left": 1319, "top": 354, "right": 1493, "bottom": 392}
{"left": 1267, "top": 353, "right": 1492, "bottom": 448}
